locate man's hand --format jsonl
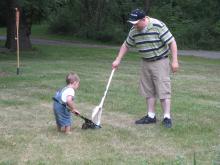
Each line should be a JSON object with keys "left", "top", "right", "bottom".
{"left": 169, "top": 40, "right": 179, "bottom": 73}
{"left": 112, "top": 59, "right": 120, "bottom": 69}
{"left": 171, "top": 60, "right": 179, "bottom": 73}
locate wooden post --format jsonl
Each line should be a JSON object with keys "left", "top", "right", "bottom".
{"left": 15, "top": 8, "right": 20, "bottom": 75}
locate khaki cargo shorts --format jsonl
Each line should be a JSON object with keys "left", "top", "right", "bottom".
{"left": 139, "top": 58, "right": 171, "bottom": 99}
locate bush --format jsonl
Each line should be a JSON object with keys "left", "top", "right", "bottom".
{"left": 48, "top": 7, "right": 79, "bottom": 35}
{"left": 46, "top": 0, "right": 220, "bottom": 50}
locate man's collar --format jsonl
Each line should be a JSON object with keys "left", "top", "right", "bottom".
{"left": 145, "top": 17, "right": 153, "bottom": 30}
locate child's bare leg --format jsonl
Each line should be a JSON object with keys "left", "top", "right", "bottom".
{"left": 57, "top": 125, "right": 61, "bottom": 132}
{"left": 56, "top": 125, "right": 65, "bottom": 132}
{"left": 64, "top": 126, "right": 71, "bottom": 134}
{"left": 60, "top": 126, "right": 65, "bottom": 132}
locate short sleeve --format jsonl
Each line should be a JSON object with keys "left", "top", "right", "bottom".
{"left": 158, "top": 23, "right": 174, "bottom": 45}
{"left": 61, "top": 88, "right": 75, "bottom": 103}
{"left": 125, "top": 31, "right": 136, "bottom": 48}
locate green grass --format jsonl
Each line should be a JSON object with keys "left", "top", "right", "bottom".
{"left": 0, "top": 44, "right": 220, "bottom": 165}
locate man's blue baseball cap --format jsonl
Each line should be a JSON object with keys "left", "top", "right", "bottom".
{"left": 128, "top": 9, "right": 146, "bottom": 24}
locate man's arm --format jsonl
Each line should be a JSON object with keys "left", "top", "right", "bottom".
{"left": 169, "top": 39, "right": 179, "bottom": 73}
{"left": 112, "top": 42, "right": 129, "bottom": 69}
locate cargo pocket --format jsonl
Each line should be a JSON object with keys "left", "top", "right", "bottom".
{"left": 158, "top": 77, "right": 171, "bottom": 99}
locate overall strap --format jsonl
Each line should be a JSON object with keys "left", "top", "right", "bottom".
{"left": 53, "top": 86, "right": 69, "bottom": 107}
{"left": 53, "top": 86, "right": 73, "bottom": 107}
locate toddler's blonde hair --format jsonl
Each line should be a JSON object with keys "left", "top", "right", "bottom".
{"left": 66, "top": 72, "right": 80, "bottom": 84}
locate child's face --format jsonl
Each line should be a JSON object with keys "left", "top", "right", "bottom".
{"left": 72, "top": 81, "right": 80, "bottom": 89}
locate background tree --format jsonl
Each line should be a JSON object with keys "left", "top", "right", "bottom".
{"left": 0, "top": 1, "right": 7, "bottom": 27}
{"left": 150, "top": 0, "right": 220, "bottom": 49}
{"left": 5, "top": 0, "right": 55, "bottom": 50}
{"left": 1, "top": 0, "right": 220, "bottom": 50}
{"left": 6, "top": 0, "right": 31, "bottom": 50}
{"left": 144, "top": 0, "right": 151, "bottom": 14}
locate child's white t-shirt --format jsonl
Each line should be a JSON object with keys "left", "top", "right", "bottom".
{"left": 61, "top": 87, "right": 75, "bottom": 103}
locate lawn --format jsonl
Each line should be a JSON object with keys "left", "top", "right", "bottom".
{"left": 0, "top": 43, "right": 220, "bottom": 164}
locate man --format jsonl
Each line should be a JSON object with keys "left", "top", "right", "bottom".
{"left": 112, "top": 8, "right": 179, "bottom": 128}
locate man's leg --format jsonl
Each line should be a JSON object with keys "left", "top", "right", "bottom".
{"left": 160, "top": 98, "right": 171, "bottom": 118}
{"left": 160, "top": 98, "right": 172, "bottom": 128}
{"left": 135, "top": 97, "right": 157, "bottom": 124}
{"left": 147, "top": 97, "right": 157, "bottom": 118}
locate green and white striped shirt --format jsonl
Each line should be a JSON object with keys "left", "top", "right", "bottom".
{"left": 125, "top": 17, "right": 174, "bottom": 59}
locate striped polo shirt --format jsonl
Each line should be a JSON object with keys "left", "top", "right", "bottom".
{"left": 125, "top": 17, "right": 174, "bottom": 59}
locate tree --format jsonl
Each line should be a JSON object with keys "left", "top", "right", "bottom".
{"left": 5, "top": 0, "right": 31, "bottom": 50}
{"left": 0, "top": 1, "right": 7, "bottom": 26}
{"left": 5, "top": 0, "right": 54, "bottom": 50}
{"left": 144, "top": 0, "right": 151, "bottom": 14}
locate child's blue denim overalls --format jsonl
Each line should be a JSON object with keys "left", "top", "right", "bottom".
{"left": 53, "top": 87, "right": 72, "bottom": 127}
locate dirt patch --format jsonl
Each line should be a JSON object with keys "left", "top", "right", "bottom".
{"left": 0, "top": 71, "right": 9, "bottom": 77}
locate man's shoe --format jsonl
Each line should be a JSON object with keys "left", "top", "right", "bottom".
{"left": 162, "top": 118, "right": 172, "bottom": 128}
{"left": 135, "top": 115, "right": 156, "bottom": 124}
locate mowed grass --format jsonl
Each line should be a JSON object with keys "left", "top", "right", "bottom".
{"left": 0, "top": 44, "right": 220, "bottom": 165}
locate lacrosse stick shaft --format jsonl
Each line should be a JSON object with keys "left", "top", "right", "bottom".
{"left": 92, "top": 69, "right": 115, "bottom": 125}
{"left": 77, "top": 114, "right": 88, "bottom": 121}
{"left": 99, "top": 69, "right": 115, "bottom": 107}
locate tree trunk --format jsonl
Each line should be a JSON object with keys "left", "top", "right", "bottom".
{"left": 144, "top": 0, "right": 151, "bottom": 14}
{"left": 5, "top": 0, "right": 31, "bottom": 50}
{"left": 95, "top": 0, "right": 105, "bottom": 31}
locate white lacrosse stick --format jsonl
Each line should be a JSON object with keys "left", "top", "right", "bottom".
{"left": 92, "top": 69, "right": 115, "bottom": 126}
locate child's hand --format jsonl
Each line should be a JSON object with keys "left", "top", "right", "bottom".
{"left": 73, "top": 109, "right": 80, "bottom": 115}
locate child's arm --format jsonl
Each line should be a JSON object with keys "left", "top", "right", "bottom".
{"left": 66, "top": 95, "right": 80, "bottom": 115}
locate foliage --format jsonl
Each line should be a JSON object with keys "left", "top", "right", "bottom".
{"left": 150, "top": 0, "right": 220, "bottom": 50}
{"left": 1, "top": 0, "right": 220, "bottom": 49}
{"left": 47, "top": 0, "right": 145, "bottom": 43}
{"left": 0, "top": 1, "right": 7, "bottom": 26}
{"left": 17, "top": 0, "right": 56, "bottom": 24}
{"left": 46, "top": 0, "right": 220, "bottom": 49}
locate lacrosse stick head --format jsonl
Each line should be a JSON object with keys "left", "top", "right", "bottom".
{"left": 81, "top": 120, "right": 101, "bottom": 129}
{"left": 91, "top": 105, "right": 102, "bottom": 126}
{"left": 80, "top": 114, "right": 101, "bottom": 129}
